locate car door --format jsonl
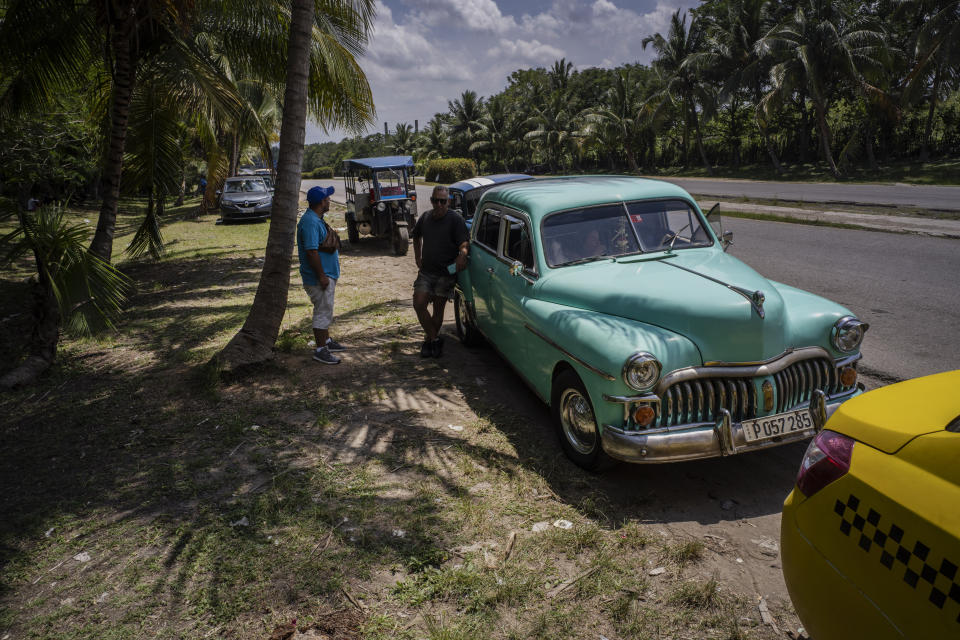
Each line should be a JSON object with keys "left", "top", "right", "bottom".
{"left": 488, "top": 211, "right": 538, "bottom": 379}
{"left": 470, "top": 207, "right": 503, "bottom": 331}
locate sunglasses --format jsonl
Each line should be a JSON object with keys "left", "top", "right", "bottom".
{"left": 431, "top": 197, "right": 448, "bottom": 204}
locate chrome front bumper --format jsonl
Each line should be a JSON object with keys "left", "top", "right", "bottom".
{"left": 600, "top": 385, "right": 862, "bottom": 463}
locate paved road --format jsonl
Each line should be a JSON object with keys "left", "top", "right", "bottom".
{"left": 653, "top": 177, "right": 960, "bottom": 211}
{"left": 725, "top": 216, "right": 960, "bottom": 382}
{"left": 305, "top": 178, "right": 960, "bottom": 382}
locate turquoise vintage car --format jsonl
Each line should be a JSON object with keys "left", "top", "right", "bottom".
{"left": 453, "top": 176, "right": 869, "bottom": 469}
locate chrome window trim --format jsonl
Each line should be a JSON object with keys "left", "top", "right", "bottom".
{"left": 524, "top": 323, "right": 616, "bottom": 381}
{"left": 656, "top": 348, "right": 861, "bottom": 395}
{"left": 499, "top": 210, "right": 539, "bottom": 279}
{"left": 473, "top": 207, "right": 503, "bottom": 255}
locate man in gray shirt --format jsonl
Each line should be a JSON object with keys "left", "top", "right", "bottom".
{"left": 411, "top": 185, "right": 469, "bottom": 357}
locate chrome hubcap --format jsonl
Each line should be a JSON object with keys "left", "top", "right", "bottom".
{"left": 559, "top": 388, "right": 597, "bottom": 455}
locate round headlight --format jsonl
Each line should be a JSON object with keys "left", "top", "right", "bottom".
{"left": 376, "top": 201, "right": 386, "bottom": 212}
{"left": 623, "top": 352, "right": 661, "bottom": 391}
{"left": 831, "top": 316, "right": 869, "bottom": 353}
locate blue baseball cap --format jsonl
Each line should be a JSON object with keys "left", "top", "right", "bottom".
{"left": 307, "top": 185, "right": 334, "bottom": 205}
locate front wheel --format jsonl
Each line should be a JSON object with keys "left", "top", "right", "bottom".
{"left": 551, "top": 370, "right": 616, "bottom": 471}
{"left": 392, "top": 225, "right": 409, "bottom": 256}
{"left": 454, "top": 288, "right": 481, "bottom": 346}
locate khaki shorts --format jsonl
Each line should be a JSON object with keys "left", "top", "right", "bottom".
{"left": 303, "top": 279, "right": 337, "bottom": 329}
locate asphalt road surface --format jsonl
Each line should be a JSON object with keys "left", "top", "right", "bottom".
{"left": 303, "top": 178, "right": 960, "bottom": 382}
{"left": 655, "top": 177, "right": 960, "bottom": 211}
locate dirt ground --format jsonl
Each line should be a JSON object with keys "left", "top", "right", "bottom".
{"left": 0, "top": 202, "right": 883, "bottom": 639}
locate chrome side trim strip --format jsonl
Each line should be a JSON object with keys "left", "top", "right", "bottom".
{"left": 524, "top": 323, "right": 617, "bottom": 381}
{"left": 657, "top": 349, "right": 861, "bottom": 395}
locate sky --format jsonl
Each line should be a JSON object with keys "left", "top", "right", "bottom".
{"left": 304, "top": 0, "right": 699, "bottom": 144}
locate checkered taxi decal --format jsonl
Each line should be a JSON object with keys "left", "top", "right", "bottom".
{"left": 836, "top": 494, "right": 960, "bottom": 624}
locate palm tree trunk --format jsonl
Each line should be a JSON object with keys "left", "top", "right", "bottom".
{"left": 919, "top": 65, "right": 941, "bottom": 162}
{"left": 89, "top": 12, "right": 137, "bottom": 262}
{"left": 796, "top": 93, "right": 811, "bottom": 162}
{"left": 216, "top": 0, "right": 315, "bottom": 370}
{"left": 691, "top": 104, "right": 713, "bottom": 176}
{"left": 814, "top": 102, "right": 840, "bottom": 178}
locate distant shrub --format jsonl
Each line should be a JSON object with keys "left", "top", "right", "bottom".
{"left": 425, "top": 158, "right": 476, "bottom": 184}
{"left": 302, "top": 166, "right": 334, "bottom": 179}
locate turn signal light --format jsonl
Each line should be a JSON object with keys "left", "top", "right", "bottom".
{"left": 410, "top": 194, "right": 417, "bottom": 201}
{"left": 632, "top": 405, "right": 656, "bottom": 427}
{"left": 840, "top": 366, "right": 857, "bottom": 387}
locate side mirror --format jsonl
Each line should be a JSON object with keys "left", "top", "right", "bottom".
{"left": 509, "top": 260, "right": 525, "bottom": 276}
{"left": 722, "top": 230, "right": 734, "bottom": 250}
{"left": 215, "top": 190, "right": 221, "bottom": 196}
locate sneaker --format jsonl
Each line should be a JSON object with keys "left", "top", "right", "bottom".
{"left": 420, "top": 340, "right": 435, "bottom": 358}
{"left": 432, "top": 336, "right": 444, "bottom": 357}
{"left": 325, "top": 338, "right": 346, "bottom": 352}
{"left": 313, "top": 346, "right": 341, "bottom": 365}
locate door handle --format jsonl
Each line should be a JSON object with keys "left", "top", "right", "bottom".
{"left": 486, "top": 267, "right": 494, "bottom": 274}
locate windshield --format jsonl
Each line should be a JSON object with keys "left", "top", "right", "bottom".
{"left": 626, "top": 199, "right": 712, "bottom": 252}
{"left": 542, "top": 204, "right": 639, "bottom": 266}
{"left": 542, "top": 199, "right": 711, "bottom": 267}
{"left": 224, "top": 179, "right": 267, "bottom": 194}
{"left": 374, "top": 169, "right": 407, "bottom": 196}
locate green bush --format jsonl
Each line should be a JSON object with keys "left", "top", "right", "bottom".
{"left": 301, "top": 166, "right": 334, "bottom": 179}
{"left": 424, "top": 158, "right": 477, "bottom": 184}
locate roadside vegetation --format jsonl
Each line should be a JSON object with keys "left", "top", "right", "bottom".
{"left": 304, "top": 0, "right": 960, "bottom": 183}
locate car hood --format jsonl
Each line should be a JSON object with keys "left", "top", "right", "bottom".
{"left": 222, "top": 192, "right": 269, "bottom": 202}
{"left": 535, "top": 249, "right": 836, "bottom": 364}
{"left": 828, "top": 370, "right": 960, "bottom": 455}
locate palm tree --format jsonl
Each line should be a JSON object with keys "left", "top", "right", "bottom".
{"left": 549, "top": 58, "right": 574, "bottom": 92}
{"left": 760, "top": 0, "right": 888, "bottom": 177}
{"left": 642, "top": 10, "right": 715, "bottom": 174}
{"left": 524, "top": 92, "right": 578, "bottom": 172}
{"left": 390, "top": 122, "right": 416, "bottom": 155}
{"left": 447, "top": 90, "right": 485, "bottom": 157}
{"left": 581, "top": 69, "right": 648, "bottom": 172}
{"left": 697, "top": 0, "right": 783, "bottom": 171}
{"left": 901, "top": 0, "right": 960, "bottom": 160}
{"left": 0, "top": 201, "right": 130, "bottom": 388}
{"left": 469, "top": 95, "right": 520, "bottom": 172}
{"left": 216, "top": 0, "right": 375, "bottom": 370}
{"left": 415, "top": 116, "right": 448, "bottom": 162}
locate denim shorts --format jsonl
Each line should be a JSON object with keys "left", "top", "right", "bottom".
{"left": 413, "top": 270, "right": 456, "bottom": 299}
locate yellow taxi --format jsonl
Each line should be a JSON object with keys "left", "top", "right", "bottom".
{"left": 781, "top": 370, "right": 960, "bottom": 639}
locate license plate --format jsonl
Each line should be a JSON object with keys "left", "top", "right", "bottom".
{"left": 741, "top": 408, "right": 814, "bottom": 443}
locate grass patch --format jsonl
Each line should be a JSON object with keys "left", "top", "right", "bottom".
{"left": 669, "top": 577, "right": 721, "bottom": 609}
{"left": 664, "top": 540, "right": 705, "bottom": 567}
{"left": 651, "top": 158, "right": 960, "bottom": 185}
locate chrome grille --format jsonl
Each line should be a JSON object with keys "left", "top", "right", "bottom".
{"left": 639, "top": 357, "right": 858, "bottom": 430}
{"left": 655, "top": 377, "right": 757, "bottom": 428}
{"left": 774, "top": 357, "right": 857, "bottom": 413}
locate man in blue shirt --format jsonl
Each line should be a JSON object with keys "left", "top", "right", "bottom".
{"left": 297, "top": 186, "right": 344, "bottom": 365}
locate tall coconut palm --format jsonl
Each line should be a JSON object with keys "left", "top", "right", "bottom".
{"left": 415, "top": 116, "right": 448, "bottom": 162}
{"left": 524, "top": 92, "right": 578, "bottom": 172}
{"left": 216, "top": 0, "right": 375, "bottom": 370}
{"left": 760, "top": 0, "right": 888, "bottom": 177}
{"left": 581, "top": 69, "right": 648, "bottom": 172}
{"left": 447, "top": 90, "right": 485, "bottom": 157}
{"left": 549, "top": 58, "right": 574, "bottom": 93}
{"left": 642, "top": 10, "right": 715, "bottom": 174}
{"left": 390, "top": 122, "right": 416, "bottom": 155}
{"left": 469, "top": 95, "right": 520, "bottom": 172}
{"left": 697, "top": 0, "right": 783, "bottom": 171}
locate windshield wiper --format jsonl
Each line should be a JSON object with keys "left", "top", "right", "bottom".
{"left": 554, "top": 255, "right": 609, "bottom": 267}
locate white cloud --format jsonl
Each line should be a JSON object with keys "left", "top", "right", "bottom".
{"left": 403, "top": 0, "right": 516, "bottom": 33}
{"left": 486, "top": 38, "right": 565, "bottom": 62}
